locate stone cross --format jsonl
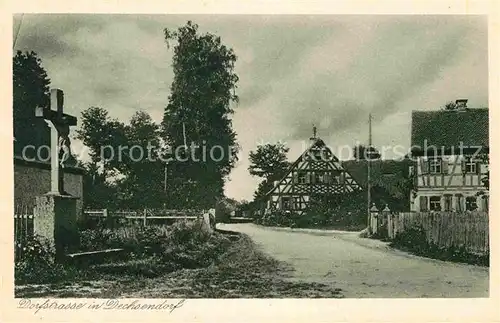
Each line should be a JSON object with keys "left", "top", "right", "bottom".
{"left": 35, "top": 89, "right": 77, "bottom": 195}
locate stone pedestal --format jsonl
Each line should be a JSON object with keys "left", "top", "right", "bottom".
{"left": 34, "top": 193, "right": 80, "bottom": 259}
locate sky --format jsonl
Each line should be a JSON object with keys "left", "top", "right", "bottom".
{"left": 13, "top": 14, "right": 488, "bottom": 201}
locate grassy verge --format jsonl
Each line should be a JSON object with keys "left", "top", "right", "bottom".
{"left": 15, "top": 232, "right": 343, "bottom": 298}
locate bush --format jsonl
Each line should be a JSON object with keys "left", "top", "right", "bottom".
{"left": 79, "top": 221, "right": 232, "bottom": 274}
{"left": 160, "top": 221, "right": 231, "bottom": 268}
{"left": 390, "top": 225, "right": 489, "bottom": 266}
{"left": 260, "top": 211, "right": 292, "bottom": 227}
{"left": 15, "top": 236, "right": 78, "bottom": 284}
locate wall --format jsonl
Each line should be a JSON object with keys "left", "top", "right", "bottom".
{"left": 415, "top": 155, "right": 488, "bottom": 188}
{"left": 410, "top": 155, "right": 489, "bottom": 212}
{"left": 14, "top": 158, "right": 84, "bottom": 221}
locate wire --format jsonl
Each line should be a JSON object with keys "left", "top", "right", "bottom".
{"left": 13, "top": 14, "right": 24, "bottom": 50}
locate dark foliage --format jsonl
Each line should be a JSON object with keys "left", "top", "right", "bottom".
{"left": 390, "top": 225, "right": 489, "bottom": 266}
{"left": 14, "top": 235, "right": 80, "bottom": 284}
{"left": 161, "top": 21, "right": 240, "bottom": 208}
{"left": 16, "top": 222, "right": 232, "bottom": 285}
{"left": 13, "top": 51, "right": 51, "bottom": 157}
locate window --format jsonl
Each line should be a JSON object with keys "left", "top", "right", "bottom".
{"left": 429, "top": 158, "right": 442, "bottom": 174}
{"left": 465, "top": 196, "right": 478, "bottom": 211}
{"left": 281, "top": 197, "right": 293, "bottom": 210}
{"left": 298, "top": 171, "right": 307, "bottom": 184}
{"left": 310, "top": 172, "right": 316, "bottom": 184}
{"left": 323, "top": 172, "right": 331, "bottom": 184}
{"left": 294, "top": 197, "right": 302, "bottom": 210}
{"left": 444, "top": 195, "right": 453, "bottom": 211}
{"left": 464, "top": 157, "right": 478, "bottom": 174}
{"left": 429, "top": 196, "right": 442, "bottom": 211}
{"left": 317, "top": 173, "right": 324, "bottom": 183}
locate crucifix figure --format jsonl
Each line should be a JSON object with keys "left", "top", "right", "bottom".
{"left": 36, "top": 89, "right": 77, "bottom": 195}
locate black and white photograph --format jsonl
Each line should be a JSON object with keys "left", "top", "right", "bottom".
{"left": 10, "top": 12, "right": 491, "bottom": 302}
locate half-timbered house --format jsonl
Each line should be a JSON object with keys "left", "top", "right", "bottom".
{"left": 409, "top": 100, "right": 489, "bottom": 212}
{"left": 263, "top": 134, "right": 362, "bottom": 215}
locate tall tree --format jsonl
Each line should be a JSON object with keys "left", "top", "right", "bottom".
{"left": 118, "top": 111, "right": 165, "bottom": 209}
{"left": 162, "top": 21, "right": 239, "bottom": 208}
{"left": 76, "top": 107, "right": 129, "bottom": 209}
{"left": 13, "top": 51, "right": 51, "bottom": 157}
{"left": 248, "top": 143, "right": 290, "bottom": 200}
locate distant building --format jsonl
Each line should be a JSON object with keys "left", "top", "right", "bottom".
{"left": 263, "top": 136, "right": 361, "bottom": 215}
{"left": 409, "top": 100, "right": 489, "bottom": 212}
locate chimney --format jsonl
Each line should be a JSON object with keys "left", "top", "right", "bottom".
{"left": 455, "top": 99, "right": 468, "bottom": 110}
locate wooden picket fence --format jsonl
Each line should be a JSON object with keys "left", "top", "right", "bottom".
{"left": 374, "top": 211, "right": 489, "bottom": 255}
{"left": 83, "top": 208, "right": 204, "bottom": 227}
{"left": 14, "top": 204, "right": 35, "bottom": 261}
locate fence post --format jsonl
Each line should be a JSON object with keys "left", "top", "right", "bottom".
{"left": 381, "top": 204, "right": 391, "bottom": 239}
{"left": 143, "top": 208, "right": 147, "bottom": 226}
{"left": 370, "top": 203, "right": 379, "bottom": 235}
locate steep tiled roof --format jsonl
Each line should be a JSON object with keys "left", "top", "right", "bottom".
{"left": 411, "top": 108, "right": 489, "bottom": 152}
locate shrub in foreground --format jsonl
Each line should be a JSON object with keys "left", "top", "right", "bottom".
{"left": 390, "top": 225, "right": 489, "bottom": 266}
{"left": 15, "top": 236, "right": 79, "bottom": 284}
{"left": 16, "top": 221, "right": 233, "bottom": 284}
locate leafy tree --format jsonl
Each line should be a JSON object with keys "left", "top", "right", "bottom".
{"left": 75, "top": 106, "right": 128, "bottom": 175}
{"left": 352, "top": 144, "right": 381, "bottom": 160}
{"left": 13, "top": 51, "right": 51, "bottom": 157}
{"left": 161, "top": 21, "right": 240, "bottom": 208}
{"left": 116, "top": 111, "right": 165, "bottom": 209}
{"left": 248, "top": 142, "right": 290, "bottom": 200}
{"left": 248, "top": 143, "right": 290, "bottom": 179}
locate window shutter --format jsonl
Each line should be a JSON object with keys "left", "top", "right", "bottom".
{"left": 461, "top": 158, "right": 466, "bottom": 174}
{"left": 339, "top": 172, "right": 345, "bottom": 184}
{"left": 476, "top": 161, "right": 481, "bottom": 174}
{"left": 293, "top": 172, "right": 298, "bottom": 183}
{"left": 442, "top": 160, "right": 448, "bottom": 174}
{"left": 456, "top": 195, "right": 463, "bottom": 212}
{"left": 419, "top": 196, "right": 428, "bottom": 211}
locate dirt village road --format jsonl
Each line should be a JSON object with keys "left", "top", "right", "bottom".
{"left": 219, "top": 223, "right": 489, "bottom": 298}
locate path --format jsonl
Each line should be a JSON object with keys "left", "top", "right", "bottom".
{"left": 219, "top": 223, "right": 489, "bottom": 298}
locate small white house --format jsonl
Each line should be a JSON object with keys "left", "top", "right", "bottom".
{"left": 409, "top": 100, "right": 489, "bottom": 212}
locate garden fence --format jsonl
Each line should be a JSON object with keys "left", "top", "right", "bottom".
{"left": 370, "top": 210, "right": 489, "bottom": 255}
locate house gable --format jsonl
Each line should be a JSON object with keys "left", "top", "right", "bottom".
{"left": 264, "top": 138, "right": 362, "bottom": 214}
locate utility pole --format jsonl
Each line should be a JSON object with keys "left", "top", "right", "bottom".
{"left": 367, "top": 113, "right": 373, "bottom": 232}
{"left": 164, "top": 163, "right": 168, "bottom": 192}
